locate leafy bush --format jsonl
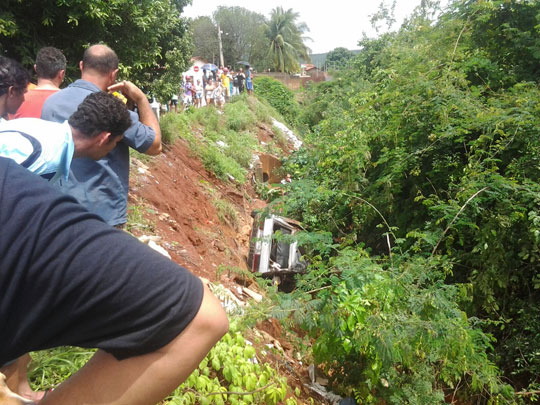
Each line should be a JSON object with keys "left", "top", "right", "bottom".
{"left": 168, "top": 323, "right": 293, "bottom": 405}
{"left": 300, "top": 250, "right": 510, "bottom": 403}
{"left": 275, "top": 0, "right": 540, "bottom": 400}
{"left": 253, "top": 76, "right": 301, "bottom": 128}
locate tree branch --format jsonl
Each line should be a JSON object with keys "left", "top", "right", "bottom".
{"left": 431, "top": 187, "right": 488, "bottom": 257}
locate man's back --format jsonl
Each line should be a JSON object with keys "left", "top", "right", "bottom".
{"left": 42, "top": 79, "right": 155, "bottom": 226}
{"left": 0, "top": 118, "right": 73, "bottom": 181}
{"left": 10, "top": 88, "right": 59, "bottom": 119}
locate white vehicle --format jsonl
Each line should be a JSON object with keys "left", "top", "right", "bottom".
{"left": 247, "top": 211, "right": 307, "bottom": 287}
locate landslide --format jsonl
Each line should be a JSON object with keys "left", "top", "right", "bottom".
{"left": 127, "top": 102, "right": 327, "bottom": 404}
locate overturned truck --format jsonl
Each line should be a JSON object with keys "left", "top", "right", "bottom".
{"left": 247, "top": 211, "right": 307, "bottom": 287}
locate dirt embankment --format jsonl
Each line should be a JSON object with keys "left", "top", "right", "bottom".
{"left": 128, "top": 121, "right": 329, "bottom": 404}
{"left": 128, "top": 119, "right": 289, "bottom": 285}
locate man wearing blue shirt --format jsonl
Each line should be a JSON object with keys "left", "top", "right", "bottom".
{"left": 42, "top": 44, "right": 162, "bottom": 227}
{"left": 1, "top": 92, "right": 132, "bottom": 183}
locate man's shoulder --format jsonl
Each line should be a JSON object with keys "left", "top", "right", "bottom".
{"left": 0, "top": 117, "right": 66, "bottom": 137}
{"left": 42, "top": 80, "right": 99, "bottom": 120}
{"left": 50, "top": 80, "right": 99, "bottom": 99}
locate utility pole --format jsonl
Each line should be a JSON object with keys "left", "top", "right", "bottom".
{"left": 218, "top": 23, "right": 224, "bottom": 68}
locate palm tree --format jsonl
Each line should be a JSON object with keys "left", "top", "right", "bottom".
{"left": 265, "top": 7, "right": 311, "bottom": 73}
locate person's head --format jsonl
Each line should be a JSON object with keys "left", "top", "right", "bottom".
{"left": 35, "top": 47, "right": 66, "bottom": 83}
{"left": 68, "top": 92, "right": 131, "bottom": 159}
{"left": 239, "top": 68, "right": 243, "bottom": 72}
{"left": 0, "top": 56, "right": 30, "bottom": 118}
{"left": 80, "top": 44, "right": 119, "bottom": 87}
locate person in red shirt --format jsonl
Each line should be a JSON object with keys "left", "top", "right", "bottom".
{"left": 10, "top": 47, "right": 66, "bottom": 119}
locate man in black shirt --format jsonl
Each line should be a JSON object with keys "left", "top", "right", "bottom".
{"left": 0, "top": 157, "right": 228, "bottom": 405}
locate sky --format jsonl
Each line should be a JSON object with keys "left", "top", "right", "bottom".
{"left": 183, "top": 0, "right": 430, "bottom": 54}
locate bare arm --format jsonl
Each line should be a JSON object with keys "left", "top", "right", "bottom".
{"left": 108, "top": 80, "right": 162, "bottom": 155}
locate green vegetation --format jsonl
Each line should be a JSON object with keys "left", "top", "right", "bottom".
{"left": 325, "top": 47, "right": 354, "bottom": 70}
{"left": 252, "top": 77, "right": 302, "bottom": 129}
{"left": 157, "top": 93, "right": 289, "bottom": 188}
{"left": 167, "top": 322, "right": 295, "bottom": 405}
{"left": 264, "top": 7, "right": 310, "bottom": 73}
{"left": 190, "top": 6, "right": 310, "bottom": 73}
{"left": 28, "top": 347, "right": 95, "bottom": 390}
{"left": 160, "top": 112, "right": 192, "bottom": 145}
{"left": 264, "top": 0, "right": 540, "bottom": 402}
{"left": 26, "top": 324, "right": 300, "bottom": 405}
{"left": 183, "top": 101, "right": 260, "bottom": 184}
{"left": 0, "top": 0, "right": 192, "bottom": 100}
{"left": 127, "top": 204, "right": 156, "bottom": 234}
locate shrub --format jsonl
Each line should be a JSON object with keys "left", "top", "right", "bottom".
{"left": 253, "top": 76, "right": 302, "bottom": 128}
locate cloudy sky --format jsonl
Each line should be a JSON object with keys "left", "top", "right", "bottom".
{"left": 183, "top": 0, "right": 434, "bottom": 54}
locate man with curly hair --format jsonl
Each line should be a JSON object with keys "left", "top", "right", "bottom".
{"left": 1, "top": 91, "right": 132, "bottom": 182}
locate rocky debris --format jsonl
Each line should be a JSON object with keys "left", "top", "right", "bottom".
{"left": 271, "top": 118, "right": 302, "bottom": 150}
{"left": 138, "top": 235, "right": 171, "bottom": 259}
{"left": 243, "top": 286, "right": 263, "bottom": 302}
{"left": 208, "top": 283, "right": 246, "bottom": 315}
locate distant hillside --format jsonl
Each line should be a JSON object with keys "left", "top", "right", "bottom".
{"left": 307, "top": 49, "right": 362, "bottom": 69}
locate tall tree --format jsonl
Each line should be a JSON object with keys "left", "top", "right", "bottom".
{"left": 265, "top": 7, "right": 310, "bottom": 73}
{"left": 325, "top": 47, "right": 355, "bottom": 70}
{"left": 191, "top": 16, "right": 219, "bottom": 64}
{"left": 213, "top": 6, "right": 267, "bottom": 68}
{"left": 0, "top": 0, "right": 192, "bottom": 100}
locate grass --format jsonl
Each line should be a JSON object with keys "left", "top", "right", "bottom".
{"left": 127, "top": 203, "right": 155, "bottom": 234}
{"left": 28, "top": 347, "right": 94, "bottom": 391}
{"left": 130, "top": 148, "right": 152, "bottom": 164}
{"left": 179, "top": 97, "right": 270, "bottom": 185}
{"left": 159, "top": 112, "right": 191, "bottom": 144}
{"left": 212, "top": 196, "right": 238, "bottom": 229}
{"left": 224, "top": 99, "right": 256, "bottom": 131}
{"left": 201, "top": 146, "right": 247, "bottom": 183}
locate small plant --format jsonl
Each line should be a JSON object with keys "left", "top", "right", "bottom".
{"left": 201, "top": 146, "right": 247, "bottom": 184}
{"left": 166, "top": 322, "right": 294, "bottom": 405}
{"left": 127, "top": 204, "right": 155, "bottom": 234}
{"left": 28, "top": 347, "right": 95, "bottom": 390}
{"left": 212, "top": 197, "right": 238, "bottom": 229}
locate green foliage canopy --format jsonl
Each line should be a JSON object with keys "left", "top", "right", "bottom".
{"left": 264, "top": 7, "right": 311, "bottom": 73}
{"left": 213, "top": 6, "right": 268, "bottom": 69}
{"left": 252, "top": 76, "right": 301, "bottom": 128}
{"left": 276, "top": 0, "right": 540, "bottom": 400}
{"left": 0, "top": 0, "right": 193, "bottom": 100}
{"left": 325, "top": 47, "right": 355, "bottom": 70}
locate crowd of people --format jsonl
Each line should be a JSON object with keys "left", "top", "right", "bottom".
{"left": 0, "top": 45, "right": 228, "bottom": 405}
{"left": 175, "top": 65, "right": 254, "bottom": 111}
